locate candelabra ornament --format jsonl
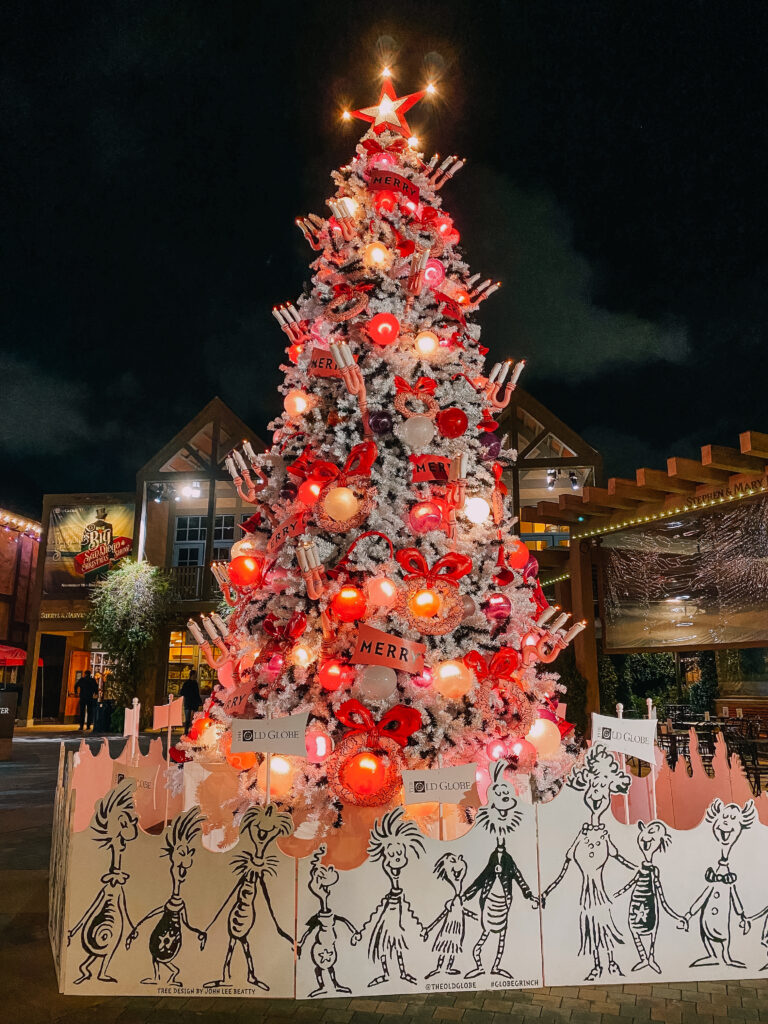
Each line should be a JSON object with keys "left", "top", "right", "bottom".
{"left": 296, "top": 213, "right": 326, "bottom": 250}
{"left": 225, "top": 440, "right": 269, "bottom": 504}
{"left": 210, "top": 562, "right": 238, "bottom": 607}
{"left": 520, "top": 609, "right": 587, "bottom": 666}
{"left": 406, "top": 248, "right": 430, "bottom": 295}
{"left": 297, "top": 540, "right": 327, "bottom": 600}
{"left": 466, "top": 278, "right": 502, "bottom": 308}
{"left": 327, "top": 197, "right": 358, "bottom": 240}
{"left": 187, "top": 615, "right": 232, "bottom": 671}
{"left": 482, "top": 359, "right": 525, "bottom": 410}
{"left": 445, "top": 453, "right": 469, "bottom": 545}
{"left": 329, "top": 341, "right": 371, "bottom": 436}
{"left": 272, "top": 303, "right": 310, "bottom": 346}
{"left": 424, "top": 153, "right": 466, "bottom": 189}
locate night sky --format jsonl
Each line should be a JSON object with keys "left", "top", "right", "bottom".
{"left": 4, "top": 1, "right": 768, "bottom": 519}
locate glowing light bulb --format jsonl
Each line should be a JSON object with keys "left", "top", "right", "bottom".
{"left": 227, "top": 554, "right": 263, "bottom": 588}
{"left": 323, "top": 486, "right": 360, "bottom": 523}
{"left": 291, "top": 644, "right": 312, "bottom": 668}
{"left": 381, "top": 66, "right": 392, "bottom": 78}
{"left": 463, "top": 496, "right": 491, "bottom": 524}
{"left": 363, "top": 242, "right": 393, "bottom": 271}
{"left": 415, "top": 330, "right": 439, "bottom": 357}
{"left": 284, "top": 390, "right": 311, "bottom": 417}
{"left": 433, "top": 659, "right": 474, "bottom": 699}
{"left": 409, "top": 588, "right": 441, "bottom": 618}
{"left": 366, "top": 576, "right": 398, "bottom": 609}
{"left": 257, "top": 755, "right": 295, "bottom": 799}
{"left": 408, "top": 136, "right": 419, "bottom": 149}
{"left": 426, "top": 82, "right": 437, "bottom": 95}
{"left": 344, "top": 751, "right": 386, "bottom": 798}
{"left": 342, "top": 110, "right": 351, "bottom": 121}
{"left": 331, "top": 586, "right": 367, "bottom": 622}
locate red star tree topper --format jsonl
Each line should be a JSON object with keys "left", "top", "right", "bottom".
{"left": 351, "top": 79, "right": 426, "bottom": 138}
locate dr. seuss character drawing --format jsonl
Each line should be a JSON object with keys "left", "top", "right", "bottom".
{"left": 126, "top": 807, "right": 207, "bottom": 987}
{"left": 422, "top": 852, "right": 477, "bottom": 978}
{"left": 352, "top": 807, "right": 425, "bottom": 987}
{"left": 613, "top": 820, "right": 686, "bottom": 974}
{"left": 541, "top": 744, "right": 634, "bottom": 980}
{"left": 203, "top": 803, "right": 294, "bottom": 991}
{"left": 298, "top": 843, "right": 356, "bottom": 997}
{"left": 680, "top": 799, "right": 755, "bottom": 969}
{"left": 67, "top": 781, "right": 138, "bottom": 985}
{"left": 463, "top": 759, "right": 538, "bottom": 981}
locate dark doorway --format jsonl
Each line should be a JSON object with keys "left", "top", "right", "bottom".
{"left": 35, "top": 635, "right": 66, "bottom": 719}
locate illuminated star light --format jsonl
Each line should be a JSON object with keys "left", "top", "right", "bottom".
{"left": 351, "top": 79, "right": 427, "bottom": 139}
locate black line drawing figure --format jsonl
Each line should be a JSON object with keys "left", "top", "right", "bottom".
{"left": 298, "top": 843, "right": 356, "bottom": 996}
{"left": 203, "top": 803, "right": 294, "bottom": 991}
{"left": 352, "top": 806, "right": 425, "bottom": 987}
{"left": 680, "top": 798, "right": 755, "bottom": 968}
{"left": 67, "top": 781, "right": 138, "bottom": 984}
{"left": 422, "top": 852, "right": 477, "bottom": 978}
{"left": 463, "top": 759, "right": 539, "bottom": 980}
{"left": 126, "top": 806, "right": 207, "bottom": 986}
{"left": 613, "top": 820, "right": 687, "bottom": 974}
{"left": 541, "top": 744, "right": 634, "bottom": 980}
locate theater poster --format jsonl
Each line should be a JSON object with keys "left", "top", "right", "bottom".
{"left": 43, "top": 503, "right": 134, "bottom": 598}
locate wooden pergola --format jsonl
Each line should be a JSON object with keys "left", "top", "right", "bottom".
{"left": 520, "top": 431, "right": 768, "bottom": 716}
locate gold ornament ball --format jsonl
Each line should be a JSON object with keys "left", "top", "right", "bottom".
{"left": 433, "top": 659, "right": 474, "bottom": 699}
{"left": 323, "top": 486, "right": 360, "bottom": 522}
{"left": 525, "top": 718, "right": 561, "bottom": 760}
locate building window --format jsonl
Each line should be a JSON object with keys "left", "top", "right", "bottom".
{"left": 214, "top": 514, "right": 235, "bottom": 541}
{"left": 174, "top": 545, "right": 203, "bottom": 567}
{"left": 175, "top": 515, "right": 207, "bottom": 542}
{"left": 166, "top": 629, "right": 216, "bottom": 697}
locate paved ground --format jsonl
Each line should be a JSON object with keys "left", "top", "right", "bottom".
{"left": 3, "top": 732, "right": 768, "bottom": 1023}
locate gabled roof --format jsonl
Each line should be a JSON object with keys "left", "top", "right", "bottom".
{"left": 137, "top": 397, "right": 267, "bottom": 480}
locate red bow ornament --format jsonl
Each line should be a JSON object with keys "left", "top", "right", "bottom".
{"left": 313, "top": 442, "right": 379, "bottom": 534}
{"left": 327, "top": 699, "right": 422, "bottom": 807}
{"left": 263, "top": 611, "right": 308, "bottom": 647}
{"left": 463, "top": 648, "right": 522, "bottom": 690}
{"left": 396, "top": 549, "right": 473, "bottom": 587}
{"left": 362, "top": 138, "right": 408, "bottom": 156}
{"left": 394, "top": 376, "right": 439, "bottom": 420}
{"left": 394, "top": 375, "right": 438, "bottom": 397}
{"left": 435, "top": 291, "right": 467, "bottom": 326}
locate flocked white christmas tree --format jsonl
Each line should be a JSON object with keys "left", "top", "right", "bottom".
{"left": 179, "top": 73, "right": 583, "bottom": 829}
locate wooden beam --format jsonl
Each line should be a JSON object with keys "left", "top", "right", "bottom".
{"left": 701, "top": 444, "right": 767, "bottom": 474}
{"left": 740, "top": 430, "right": 768, "bottom": 459}
{"left": 608, "top": 477, "right": 669, "bottom": 503}
{"left": 581, "top": 486, "right": 637, "bottom": 510}
{"left": 558, "top": 494, "right": 613, "bottom": 517}
{"left": 534, "top": 501, "right": 582, "bottom": 524}
{"left": 667, "top": 456, "right": 731, "bottom": 485}
{"left": 636, "top": 468, "right": 696, "bottom": 494}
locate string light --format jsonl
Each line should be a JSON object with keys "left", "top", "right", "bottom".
{"left": 571, "top": 480, "right": 768, "bottom": 540}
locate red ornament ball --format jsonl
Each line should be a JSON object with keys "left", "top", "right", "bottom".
{"left": 365, "top": 312, "right": 400, "bottom": 347}
{"left": 373, "top": 190, "right": 397, "bottom": 214}
{"left": 298, "top": 479, "right": 322, "bottom": 506}
{"left": 409, "top": 500, "right": 442, "bottom": 534}
{"left": 331, "top": 586, "right": 367, "bottom": 623}
{"left": 227, "top": 554, "right": 264, "bottom": 588}
{"left": 507, "top": 537, "right": 530, "bottom": 570}
{"left": 343, "top": 751, "right": 387, "bottom": 799}
{"left": 317, "top": 659, "right": 354, "bottom": 692}
{"left": 436, "top": 407, "right": 468, "bottom": 438}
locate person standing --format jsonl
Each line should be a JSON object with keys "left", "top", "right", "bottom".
{"left": 180, "top": 669, "right": 202, "bottom": 733}
{"left": 75, "top": 669, "right": 99, "bottom": 731}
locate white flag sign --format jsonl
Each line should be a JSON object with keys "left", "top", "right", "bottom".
{"left": 230, "top": 712, "right": 309, "bottom": 756}
{"left": 123, "top": 704, "right": 139, "bottom": 738}
{"left": 402, "top": 763, "right": 479, "bottom": 806}
{"left": 153, "top": 696, "right": 184, "bottom": 730}
{"left": 591, "top": 713, "right": 657, "bottom": 764}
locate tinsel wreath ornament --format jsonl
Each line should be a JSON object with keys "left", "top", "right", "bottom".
{"left": 326, "top": 699, "right": 422, "bottom": 806}
{"left": 394, "top": 548, "right": 472, "bottom": 636}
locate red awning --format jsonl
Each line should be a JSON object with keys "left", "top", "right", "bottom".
{"left": 0, "top": 644, "right": 43, "bottom": 667}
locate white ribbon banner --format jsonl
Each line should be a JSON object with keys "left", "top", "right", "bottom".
{"left": 591, "top": 712, "right": 657, "bottom": 764}
{"left": 401, "top": 763, "right": 478, "bottom": 805}
{"left": 230, "top": 712, "right": 309, "bottom": 756}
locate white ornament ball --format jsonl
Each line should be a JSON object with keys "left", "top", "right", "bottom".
{"left": 401, "top": 415, "right": 436, "bottom": 449}
{"left": 231, "top": 536, "right": 264, "bottom": 558}
{"left": 323, "top": 486, "right": 360, "bottom": 523}
{"left": 356, "top": 665, "right": 397, "bottom": 701}
{"left": 525, "top": 718, "right": 561, "bottom": 760}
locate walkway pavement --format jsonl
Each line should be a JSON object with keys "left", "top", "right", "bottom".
{"left": 3, "top": 733, "right": 768, "bottom": 1022}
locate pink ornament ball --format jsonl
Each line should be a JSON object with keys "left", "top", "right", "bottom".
{"left": 483, "top": 593, "right": 512, "bottom": 622}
